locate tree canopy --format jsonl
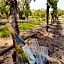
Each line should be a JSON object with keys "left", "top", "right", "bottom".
{"left": 48, "top": 0, "right": 59, "bottom": 9}
{"left": 48, "top": 0, "right": 59, "bottom": 17}
{"left": 0, "top": 0, "right": 10, "bottom": 18}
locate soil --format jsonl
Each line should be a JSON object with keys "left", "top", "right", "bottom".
{"left": 0, "top": 20, "right": 64, "bottom": 64}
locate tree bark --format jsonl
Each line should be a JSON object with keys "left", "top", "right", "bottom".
{"left": 5, "top": 0, "right": 19, "bottom": 63}
{"left": 10, "top": 0, "right": 19, "bottom": 34}
{"left": 10, "top": 1, "right": 19, "bottom": 63}
{"left": 11, "top": 7, "right": 19, "bottom": 34}
{"left": 46, "top": 4, "right": 50, "bottom": 32}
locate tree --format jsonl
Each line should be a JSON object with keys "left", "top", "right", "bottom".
{"left": 46, "top": 0, "right": 59, "bottom": 31}
{"left": 17, "top": 0, "right": 32, "bottom": 19}
{"left": 31, "top": 9, "right": 46, "bottom": 20}
{"left": 6, "top": 0, "right": 19, "bottom": 34}
{"left": 46, "top": 0, "right": 50, "bottom": 31}
{"left": 48, "top": 0, "right": 59, "bottom": 18}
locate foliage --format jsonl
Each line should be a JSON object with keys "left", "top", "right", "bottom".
{"left": 58, "top": 9, "right": 64, "bottom": 16}
{"left": 17, "top": 0, "right": 32, "bottom": 19}
{"left": 0, "top": 0, "right": 10, "bottom": 19}
{"left": 0, "top": 0, "right": 5, "bottom": 15}
{"left": 17, "top": 9, "right": 25, "bottom": 19}
{"left": 0, "top": 0, "right": 35, "bottom": 19}
{"left": 48, "top": 0, "right": 59, "bottom": 9}
{"left": 17, "top": 8, "right": 32, "bottom": 19}
{"left": 0, "top": 0, "right": 32, "bottom": 19}
{"left": 0, "top": 27, "right": 9, "bottom": 38}
{"left": 48, "top": 0, "right": 59, "bottom": 16}
{"left": 31, "top": 9, "right": 46, "bottom": 19}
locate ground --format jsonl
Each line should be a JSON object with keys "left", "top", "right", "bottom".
{"left": 0, "top": 19, "right": 64, "bottom": 64}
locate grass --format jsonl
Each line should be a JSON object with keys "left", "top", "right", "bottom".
{"left": 59, "top": 15, "right": 64, "bottom": 21}
{"left": 61, "top": 15, "right": 64, "bottom": 18}
{"left": 18, "top": 21, "right": 45, "bottom": 30}
{"left": 0, "top": 27, "right": 9, "bottom": 38}
{"left": 0, "top": 21, "right": 45, "bottom": 38}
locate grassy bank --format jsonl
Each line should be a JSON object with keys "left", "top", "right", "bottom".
{"left": 0, "top": 21, "right": 45, "bottom": 38}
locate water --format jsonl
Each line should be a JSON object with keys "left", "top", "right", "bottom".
{"left": 16, "top": 38, "right": 50, "bottom": 64}
{"left": 31, "top": 38, "right": 49, "bottom": 64}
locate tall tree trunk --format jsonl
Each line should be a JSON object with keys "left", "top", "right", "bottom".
{"left": 6, "top": 0, "right": 19, "bottom": 63}
{"left": 11, "top": 7, "right": 19, "bottom": 34}
{"left": 10, "top": 0, "right": 19, "bottom": 63}
{"left": 46, "top": 4, "right": 50, "bottom": 32}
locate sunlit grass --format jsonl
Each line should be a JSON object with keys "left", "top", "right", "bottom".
{"left": 59, "top": 15, "right": 64, "bottom": 21}
{"left": 19, "top": 21, "right": 45, "bottom": 30}
{"left": 0, "top": 27, "right": 9, "bottom": 38}
{"left": 0, "top": 21, "right": 45, "bottom": 38}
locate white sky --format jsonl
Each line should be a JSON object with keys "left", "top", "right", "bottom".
{"left": 58, "top": 0, "right": 64, "bottom": 10}
{"left": 30, "top": 0, "right": 64, "bottom": 10}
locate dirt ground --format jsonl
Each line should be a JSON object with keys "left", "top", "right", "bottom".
{"left": 0, "top": 20, "right": 64, "bottom": 64}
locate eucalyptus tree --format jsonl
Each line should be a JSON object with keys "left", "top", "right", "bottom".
{"left": 46, "top": 0, "right": 50, "bottom": 31}
{"left": 48, "top": 0, "right": 59, "bottom": 18}
{"left": 6, "top": 0, "right": 19, "bottom": 34}
{"left": 46, "top": 0, "right": 59, "bottom": 31}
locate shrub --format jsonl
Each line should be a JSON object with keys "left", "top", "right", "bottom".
{"left": 0, "top": 27, "right": 9, "bottom": 38}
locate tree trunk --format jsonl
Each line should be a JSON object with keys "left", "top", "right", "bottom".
{"left": 11, "top": 7, "right": 19, "bottom": 34}
{"left": 5, "top": 0, "right": 19, "bottom": 63}
{"left": 10, "top": 0, "right": 19, "bottom": 63}
{"left": 46, "top": 4, "right": 50, "bottom": 32}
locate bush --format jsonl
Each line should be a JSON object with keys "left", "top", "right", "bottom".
{"left": 0, "top": 27, "right": 9, "bottom": 38}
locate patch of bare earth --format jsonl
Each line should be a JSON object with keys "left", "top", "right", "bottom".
{"left": 0, "top": 37, "right": 13, "bottom": 64}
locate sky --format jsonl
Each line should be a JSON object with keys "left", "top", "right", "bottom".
{"left": 30, "top": 0, "right": 64, "bottom": 10}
